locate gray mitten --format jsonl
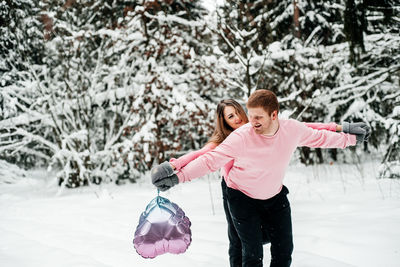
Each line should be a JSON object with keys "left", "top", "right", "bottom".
{"left": 342, "top": 122, "right": 370, "bottom": 144}
{"left": 151, "top": 161, "right": 178, "bottom": 191}
{"left": 153, "top": 174, "right": 179, "bottom": 192}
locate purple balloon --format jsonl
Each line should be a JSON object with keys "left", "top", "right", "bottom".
{"left": 133, "top": 195, "right": 192, "bottom": 258}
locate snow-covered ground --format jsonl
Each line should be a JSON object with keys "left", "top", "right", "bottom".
{"left": 1, "top": 159, "right": 400, "bottom": 267}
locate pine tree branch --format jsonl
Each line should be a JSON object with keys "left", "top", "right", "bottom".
{"left": 330, "top": 64, "right": 400, "bottom": 95}
{"left": 216, "top": 28, "right": 247, "bottom": 69}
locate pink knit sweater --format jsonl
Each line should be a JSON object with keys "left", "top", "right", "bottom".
{"left": 175, "top": 120, "right": 355, "bottom": 200}
{"left": 170, "top": 122, "right": 338, "bottom": 177}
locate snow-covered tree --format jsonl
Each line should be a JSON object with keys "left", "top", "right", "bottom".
{"left": 1, "top": 0, "right": 398, "bottom": 185}
{"left": 113, "top": 0, "right": 227, "bottom": 182}
{"left": 213, "top": 0, "right": 348, "bottom": 98}
{"left": 213, "top": 0, "right": 287, "bottom": 97}
{"left": 214, "top": 0, "right": 399, "bottom": 168}
{"left": 0, "top": 0, "right": 47, "bottom": 167}
{"left": 1, "top": 0, "right": 228, "bottom": 187}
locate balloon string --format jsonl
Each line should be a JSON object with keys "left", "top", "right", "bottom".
{"left": 156, "top": 189, "right": 160, "bottom": 206}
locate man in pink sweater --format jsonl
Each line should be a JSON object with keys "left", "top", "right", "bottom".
{"left": 151, "top": 90, "right": 369, "bottom": 267}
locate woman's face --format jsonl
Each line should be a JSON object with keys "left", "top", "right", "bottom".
{"left": 223, "top": 106, "right": 245, "bottom": 130}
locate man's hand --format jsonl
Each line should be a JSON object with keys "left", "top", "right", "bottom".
{"left": 342, "top": 122, "right": 370, "bottom": 144}
{"left": 151, "top": 161, "right": 179, "bottom": 191}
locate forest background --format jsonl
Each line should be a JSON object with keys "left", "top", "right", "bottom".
{"left": 1, "top": 0, "right": 399, "bottom": 188}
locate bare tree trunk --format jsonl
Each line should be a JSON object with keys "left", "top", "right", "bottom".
{"left": 246, "top": 59, "right": 251, "bottom": 97}
{"left": 293, "top": 0, "right": 300, "bottom": 38}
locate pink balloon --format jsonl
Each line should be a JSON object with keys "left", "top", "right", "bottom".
{"left": 133, "top": 196, "right": 192, "bottom": 258}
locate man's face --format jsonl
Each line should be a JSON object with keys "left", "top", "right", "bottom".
{"left": 247, "top": 107, "right": 277, "bottom": 135}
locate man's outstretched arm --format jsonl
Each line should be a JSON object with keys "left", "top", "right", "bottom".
{"left": 304, "top": 121, "right": 370, "bottom": 142}
{"left": 151, "top": 131, "right": 243, "bottom": 191}
{"left": 296, "top": 120, "right": 369, "bottom": 149}
{"left": 177, "top": 131, "right": 242, "bottom": 183}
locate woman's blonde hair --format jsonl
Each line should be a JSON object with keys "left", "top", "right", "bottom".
{"left": 208, "top": 99, "right": 249, "bottom": 145}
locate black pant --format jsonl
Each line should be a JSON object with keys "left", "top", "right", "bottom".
{"left": 221, "top": 179, "right": 243, "bottom": 267}
{"left": 224, "top": 180, "right": 293, "bottom": 267}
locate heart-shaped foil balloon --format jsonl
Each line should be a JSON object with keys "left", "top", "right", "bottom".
{"left": 133, "top": 195, "right": 192, "bottom": 258}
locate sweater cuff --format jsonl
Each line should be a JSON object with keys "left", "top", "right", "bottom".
{"left": 169, "top": 158, "right": 181, "bottom": 170}
{"left": 177, "top": 171, "right": 186, "bottom": 183}
{"left": 349, "top": 134, "right": 357, "bottom": 146}
{"left": 329, "top": 122, "right": 338, "bottom": 132}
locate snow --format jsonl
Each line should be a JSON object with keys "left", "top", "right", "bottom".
{"left": 201, "top": 0, "right": 224, "bottom": 12}
{"left": 1, "top": 159, "right": 400, "bottom": 267}
{"left": 143, "top": 12, "right": 204, "bottom": 27}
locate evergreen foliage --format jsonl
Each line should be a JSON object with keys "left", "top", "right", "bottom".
{"left": 216, "top": 0, "right": 399, "bottom": 171}
{"left": 0, "top": 0, "right": 399, "bottom": 186}
{"left": 0, "top": 0, "right": 46, "bottom": 167}
{"left": 1, "top": 0, "right": 227, "bottom": 187}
